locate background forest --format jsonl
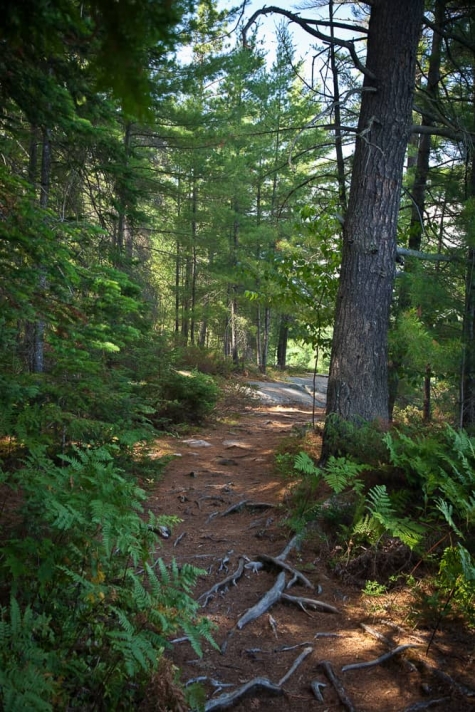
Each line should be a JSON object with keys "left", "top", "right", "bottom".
{"left": 1, "top": 0, "right": 475, "bottom": 709}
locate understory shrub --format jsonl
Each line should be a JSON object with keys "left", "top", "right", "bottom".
{"left": 288, "top": 423, "right": 475, "bottom": 621}
{"left": 151, "top": 369, "right": 219, "bottom": 428}
{"left": 0, "top": 445, "right": 215, "bottom": 710}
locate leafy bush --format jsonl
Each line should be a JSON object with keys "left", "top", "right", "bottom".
{"left": 152, "top": 369, "right": 219, "bottom": 427}
{"left": 0, "top": 446, "right": 215, "bottom": 709}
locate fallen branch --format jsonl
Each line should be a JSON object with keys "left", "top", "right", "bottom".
{"left": 281, "top": 592, "right": 339, "bottom": 614}
{"left": 237, "top": 571, "right": 286, "bottom": 629}
{"left": 341, "top": 644, "right": 419, "bottom": 672}
{"left": 199, "top": 558, "right": 246, "bottom": 607}
{"left": 319, "top": 660, "right": 356, "bottom": 712}
{"left": 204, "top": 677, "right": 283, "bottom": 711}
{"left": 256, "top": 554, "right": 314, "bottom": 589}
{"left": 277, "top": 646, "right": 313, "bottom": 686}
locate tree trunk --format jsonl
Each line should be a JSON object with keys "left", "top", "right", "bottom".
{"left": 461, "top": 116, "right": 475, "bottom": 429}
{"left": 324, "top": 0, "right": 424, "bottom": 432}
{"left": 329, "top": 0, "right": 347, "bottom": 213}
{"left": 277, "top": 315, "right": 290, "bottom": 370}
{"left": 31, "top": 126, "right": 51, "bottom": 373}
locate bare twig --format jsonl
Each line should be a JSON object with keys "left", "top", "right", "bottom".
{"left": 237, "top": 571, "right": 286, "bottom": 630}
{"left": 319, "top": 660, "right": 356, "bottom": 712}
{"left": 341, "top": 644, "right": 419, "bottom": 673}
{"left": 277, "top": 646, "right": 313, "bottom": 686}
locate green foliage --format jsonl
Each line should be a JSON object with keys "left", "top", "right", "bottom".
{"left": 323, "top": 414, "right": 391, "bottom": 466}
{"left": 362, "top": 580, "right": 387, "bottom": 597}
{"left": 152, "top": 370, "right": 219, "bottom": 428}
{"left": 0, "top": 445, "right": 215, "bottom": 709}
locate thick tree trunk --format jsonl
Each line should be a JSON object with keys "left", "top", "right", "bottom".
{"left": 324, "top": 0, "right": 424, "bottom": 430}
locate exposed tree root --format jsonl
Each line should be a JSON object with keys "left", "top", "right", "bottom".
{"left": 256, "top": 553, "right": 314, "bottom": 589}
{"left": 219, "top": 500, "right": 276, "bottom": 517}
{"left": 204, "top": 646, "right": 313, "bottom": 710}
{"left": 277, "top": 646, "right": 313, "bottom": 686}
{"left": 237, "top": 571, "right": 287, "bottom": 629}
{"left": 402, "top": 699, "right": 452, "bottom": 711}
{"left": 416, "top": 659, "right": 475, "bottom": 698}
{"left": 341, "top": 644, "right": 419, "bottom": 672}
{"left": 319, "top": 660, "right": 356, "bottom": 712}
{"left": 203, "top": 677, "right": 283, "bottom": 711}
{"left": 281, "top": 592, "right": 339, "bottom": 614}
{"left": 199, "top": 558, "right": 246, "bottom": 607}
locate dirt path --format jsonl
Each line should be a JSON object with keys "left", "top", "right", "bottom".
{"left": 145, "top": 396, "right": 475, "bottom": 712}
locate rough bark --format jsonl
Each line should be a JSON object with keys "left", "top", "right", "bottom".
{"left": 324, "top": 0, "right": 424, "bottom": 430}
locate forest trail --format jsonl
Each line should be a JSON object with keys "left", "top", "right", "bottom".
{"left": 144, "top": 390, "right": 474, "bottom": 712}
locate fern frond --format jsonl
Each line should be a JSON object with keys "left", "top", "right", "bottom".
{"left": 294, "top": 452, "right": 319, "bottom": 476}
{"left": 435, "top": 498, "right": 463, "bottom": 537}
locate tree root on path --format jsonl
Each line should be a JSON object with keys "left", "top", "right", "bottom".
{"left": 341, "top": 643, "right": 419, "bottom": 672}
{"left": 237, "top": 571, "right": 287, "bottom": 629}
{"left": 199, "top": 558, "right": 246, "bottom": 607}
{"left": 401, "top": 699, "right": 452, "bottom": 711}
{"left": 203, "top": 677, "right": 283, "bottom": 711}
{"left": 203, "top": 646, "right": 313, "bottom": 710}
{"left": 319, "top": 660, "right": 356, "bottom": 712}
{"left": 281, "top": 592, "right": 339, "bottom": 614}
{"left": 256, "top": 553, "right": 314, "bottom": 589}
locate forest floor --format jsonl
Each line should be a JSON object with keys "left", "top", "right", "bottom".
{"left": 143, "top": 381, "right": 475, "bottom": 712}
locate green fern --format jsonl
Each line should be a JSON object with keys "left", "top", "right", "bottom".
{"left": 323, "top": 456, "right": 367, "bottom": 494}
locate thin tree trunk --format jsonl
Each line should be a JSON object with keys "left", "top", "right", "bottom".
{"left": 32, "top": 126, "right": 51, "bottom": 373}
{"left": 277, "top": 315, "right": 290, "bottom": 370}
{"left": 329, "top": 0, "right": 347, "bottom": 213}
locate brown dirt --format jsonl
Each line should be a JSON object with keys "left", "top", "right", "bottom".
{"left": 145, "top": 390, "right": 475, "bottom": 712}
